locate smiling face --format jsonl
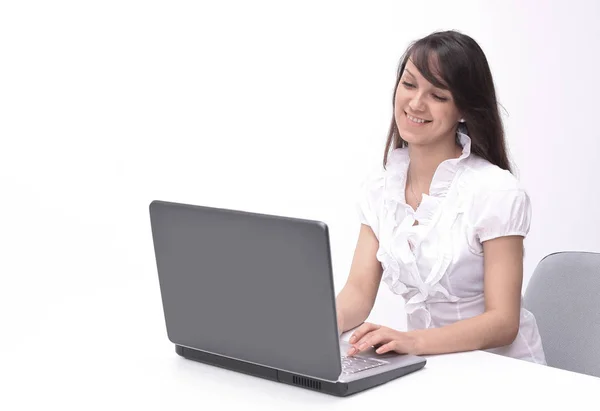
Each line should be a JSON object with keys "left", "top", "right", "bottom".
{"left": 394, "top": 58, "right": 463, "bottom": 147}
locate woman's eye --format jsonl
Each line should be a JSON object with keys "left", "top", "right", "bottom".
{"left": 401, "top": 80, "right": 448, "bottom": 101}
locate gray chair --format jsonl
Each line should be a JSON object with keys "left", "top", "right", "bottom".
{"left": 523, "top": 251, "right": 600, "bottom": 378}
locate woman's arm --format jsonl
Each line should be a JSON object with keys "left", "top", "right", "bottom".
{"left": 335, "top": 224, "right": 383, "bottom": 333}
{"left": 410, "top": 235, "right": 523, "bottom": 354}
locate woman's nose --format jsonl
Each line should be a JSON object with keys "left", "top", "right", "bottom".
{"left": 408, "top": 94, "right": 425, "bottom": 112}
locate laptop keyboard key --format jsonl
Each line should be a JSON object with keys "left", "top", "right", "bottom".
{"left": 340, "top": 355, "right": 389, "bottom": 375}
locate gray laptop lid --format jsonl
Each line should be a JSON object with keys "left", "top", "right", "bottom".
{"left": 150, "top": 200, "right": 342, "bottom": 381}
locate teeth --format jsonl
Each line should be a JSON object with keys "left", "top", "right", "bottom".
{"left": 407, "top": 114, "right": 428, "bottom": 123}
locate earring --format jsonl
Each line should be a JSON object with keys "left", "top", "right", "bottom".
{"left": 459, "top": 118, "right": 465, "bottom": 123}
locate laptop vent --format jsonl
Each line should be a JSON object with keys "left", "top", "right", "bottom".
{"left": 292, "top": 375, "right": 322, "bottom": 391}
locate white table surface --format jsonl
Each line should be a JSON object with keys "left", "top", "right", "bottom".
{"left": 0, "top": 274, "right": 600, "bottom": 411}
{"left": 2, "top": 278, "right": 599, "bottom": 411}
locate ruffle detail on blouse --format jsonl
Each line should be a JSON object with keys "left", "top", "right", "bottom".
{"left": 376, "top": 131, "right": 472, "bottom": 329}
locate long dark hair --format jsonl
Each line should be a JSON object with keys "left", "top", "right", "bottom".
{"left": 383, "top": 30, "right": 512, "bottom": 173}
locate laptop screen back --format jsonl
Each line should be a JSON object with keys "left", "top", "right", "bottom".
{"left": 150, "top": 200, "right": 342, "bottom": 381}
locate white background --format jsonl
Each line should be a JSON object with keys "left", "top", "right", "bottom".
{"left": 1, "top": 1, "right": 599, "bottom": 408}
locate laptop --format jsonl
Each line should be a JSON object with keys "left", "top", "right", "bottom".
{"left": 149, "top": 200, "right": 426, "bottom": 396}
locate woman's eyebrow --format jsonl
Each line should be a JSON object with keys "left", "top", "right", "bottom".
{"left": 404, "top": 68, "right": 450, "bottom": 91}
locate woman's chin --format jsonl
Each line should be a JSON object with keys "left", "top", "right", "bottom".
{"left": 398, "top": 130, "right": 419, "bottom": 144}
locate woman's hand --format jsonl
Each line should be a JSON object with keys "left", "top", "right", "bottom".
{"left": 347, "top": 322, "right": 420, "bottom": 356}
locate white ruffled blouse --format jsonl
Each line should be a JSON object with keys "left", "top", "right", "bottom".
{"left": 357, "top": 131, "right": 546, "bottom": 364}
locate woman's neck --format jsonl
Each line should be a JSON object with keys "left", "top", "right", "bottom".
{"left": 407, "top": 136, "right": 463, "bottom": 188}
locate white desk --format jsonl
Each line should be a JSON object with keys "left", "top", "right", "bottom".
{"left": 2, "top": 282, "right": 599, "bottom": 411}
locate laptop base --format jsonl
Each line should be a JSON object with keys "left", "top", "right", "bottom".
{"left": 175, "top": 344, "right": 425, "bottom": 397}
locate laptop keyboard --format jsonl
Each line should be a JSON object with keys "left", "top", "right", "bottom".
{"left": 340, "top": 355, "right": 389, "bottom": 375}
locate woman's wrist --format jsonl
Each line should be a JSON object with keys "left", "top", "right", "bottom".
{"left": 406, "top": 330, "right": 425, "bottom": 356}
{"left": 336, "top": 308, "right": 345, "bottom": 335}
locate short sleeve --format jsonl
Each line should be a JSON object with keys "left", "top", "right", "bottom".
{"left": 470, "top": 188, "right": 532, "bottom": 243}
{"left": 355, "top": 170, "right": 385, "bottom": 239}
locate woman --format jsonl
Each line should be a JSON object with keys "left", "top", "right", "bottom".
{"left": 336, "top": 30, "right": 546, "bottom": 364}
